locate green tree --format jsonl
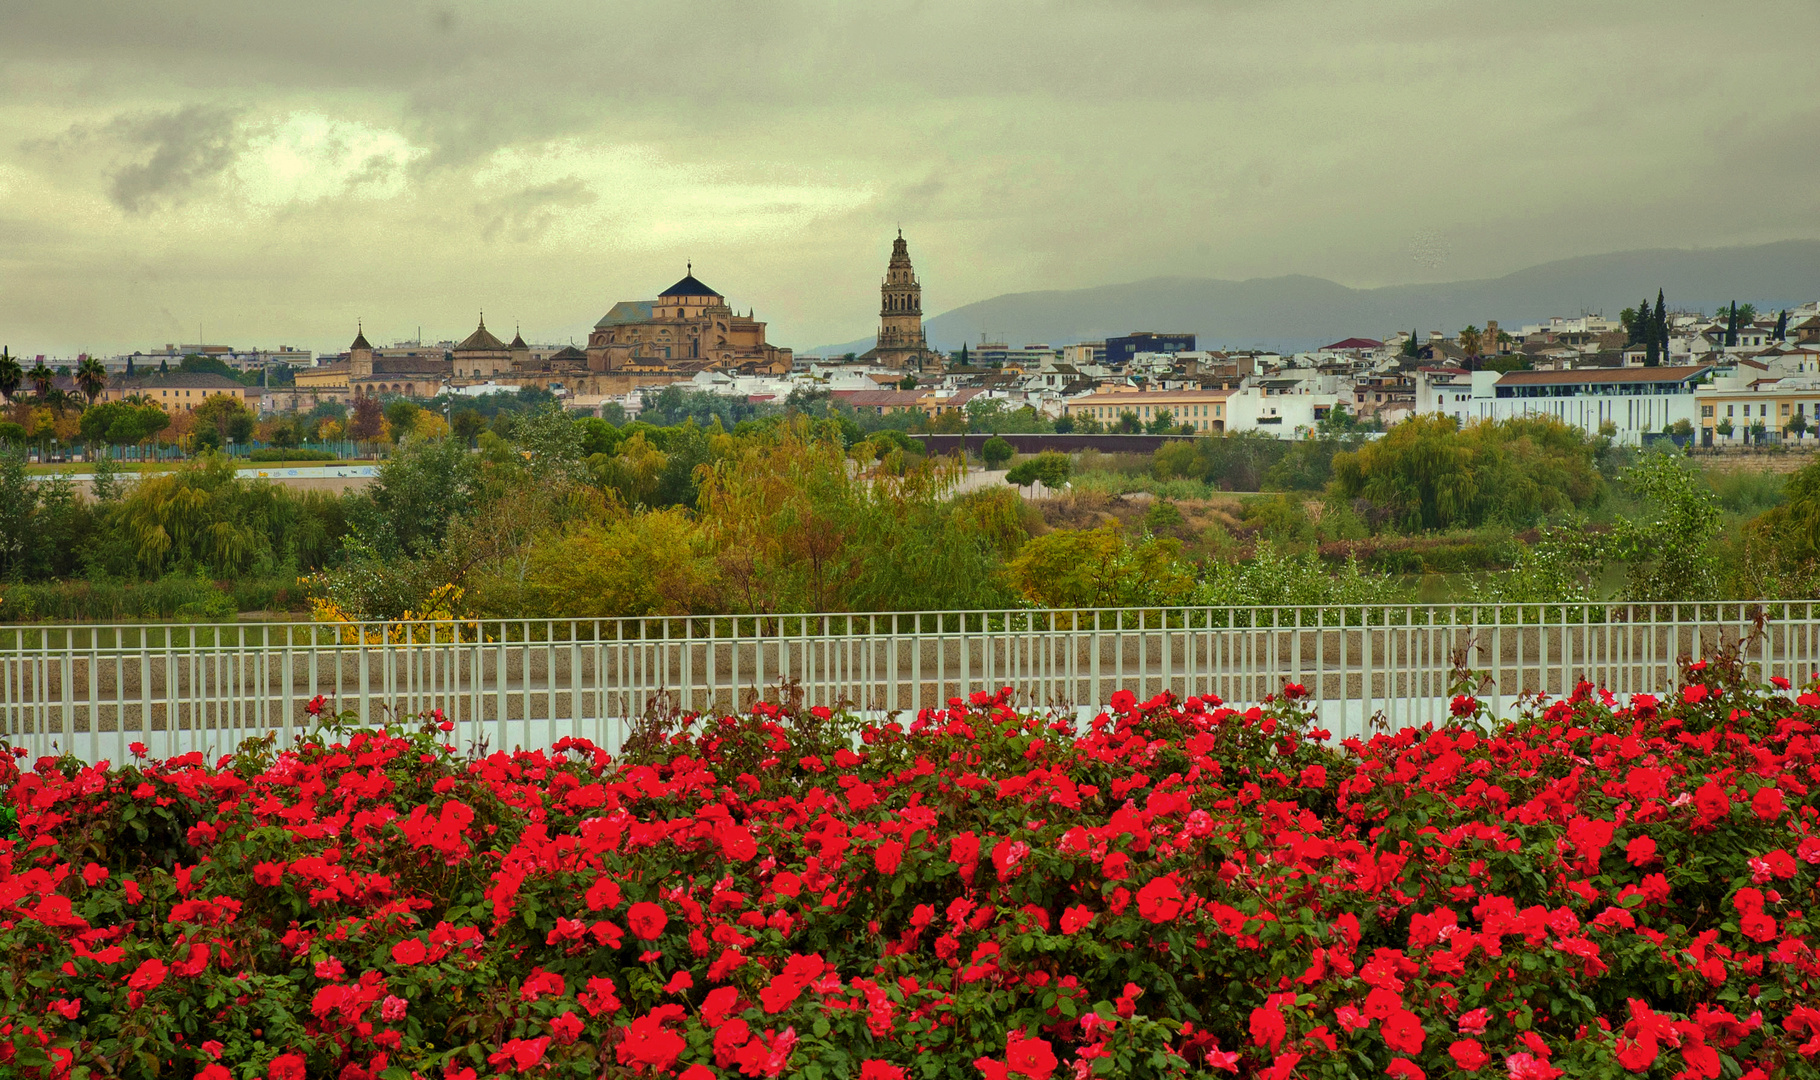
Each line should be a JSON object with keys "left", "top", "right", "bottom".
{"left": 383, "top": 398, "right": 421, "bottom": 441}
{"left": 1774, "top": 309, "right": 1789, "bottom": 341}
{"left": 1144, "top": 409, "right": 1177, "bottom": 435}
{"left": 1005, "top": 452, "right": 1072, "bottom": 490}
{"left": 0, "top": 349, "right": 20, "bottom": 403}
{"left": 1458, "top": 326, "right": 1482, "bottom": 357}
{"left": 1748, "top": 457, "right": 1820, "bottom": 570}
{"left": 1610, "top": 451, "right": 1721, "bottom": 601}
{"left": 451, "top": 407, "right": 487, "bottom": 447}
{"left": 191, "top": 394, "right": 256, "bottom": 450}
{"left": 1401, "top": 330, "right": 1420, "bottom": 358}
{"left": 1787, "top": 412, "right": 1810, "bottom": 441}
{"left": 75, "top": 356, "right": 108, "bottom": 404}
{"left": 898, "top": 374, "right": 917, "bottom": 390}
{"left": 1724, "top": 301, "right": 1739, "bottom": 346}
{"left": 980, "top": 436, "right": 1013, "bottom": 470}
{"left": 27, "top": 359, "right": 54, "bottom": 400}
{"left": 1327, "top": 414, "right": 1603, "bottom": 532}
{"left": 1114, "top": 410, "right": 1142, "bottom": 434}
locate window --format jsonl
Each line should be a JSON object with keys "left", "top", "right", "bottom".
{"left": 1701, "top": 406, "right": 1714, "bottom": 418}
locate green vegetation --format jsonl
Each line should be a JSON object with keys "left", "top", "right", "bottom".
{"left": 1, "top": 396, "right": 1814, "bottom": 623}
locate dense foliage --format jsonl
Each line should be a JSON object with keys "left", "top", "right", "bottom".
{"left": 3, "top": 659, "right": 1819, "bottom": 1078}
{"left": 1328, "top": 416, "right": 1605, "bottom": 532}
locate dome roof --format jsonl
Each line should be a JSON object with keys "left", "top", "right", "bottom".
{"left": 659, "top": 265, "right": 720, "bottom": 298}
{"left": 455, "top": 316, "right": 507, "bottom": 353}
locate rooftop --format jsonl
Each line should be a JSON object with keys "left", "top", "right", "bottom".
{"left": 659, "top": 268, "right": 720, "bottom": 298}
{"left": 1495, "top": 364, "right": 1711, "bottom": 386}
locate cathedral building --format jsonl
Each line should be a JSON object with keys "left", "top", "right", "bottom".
{"left": 586, "top": 268, "right": 792, "bottom": 374}
{"left": 863, "top": 231, "right": 941, "bottom": 371}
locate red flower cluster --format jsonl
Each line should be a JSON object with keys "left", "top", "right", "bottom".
{"left": 0, "top": 664, "right": 1817, "bottom": 1079}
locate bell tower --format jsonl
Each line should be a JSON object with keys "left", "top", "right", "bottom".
{"left": 875, "top": 230, "right": 930, "bottom": 370}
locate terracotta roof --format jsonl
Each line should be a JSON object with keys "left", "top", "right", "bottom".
{"left": 1069, "top": 387, "right": 1233, "bottom": 405}
{"left": 1495, "top": 364, "right": 1710, "bottom": 386}
{"left": 1322, "top": 337, "right": 1383, "bottom": 350}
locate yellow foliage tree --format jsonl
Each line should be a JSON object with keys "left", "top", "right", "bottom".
{"left": 523, "top": 508, "right": 721, "bottom": 617}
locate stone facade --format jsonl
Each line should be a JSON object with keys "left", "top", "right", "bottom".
{"left": 864, "top": 232, "right": 940, "bottom": 371}
{"left": 586, "top": 268, "right": 791, "bottom": 373}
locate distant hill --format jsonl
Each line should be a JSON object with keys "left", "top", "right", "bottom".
{"left": 808, "top": 240, "right": 1820, "bottom": 356}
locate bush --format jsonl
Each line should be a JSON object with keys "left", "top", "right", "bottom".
{"left": 1005, "top": 452, "right": 1071, "bottom": 490}
{"left": 2, "top": 663, "right": 1816, "bottom": 1078}
{"left": 1329, "top": 415, "right": 1604, "bottom": 531}
{"left": 980, "top": 435, "right": 1014, "bottom": 469}
{"left": 1007, "top": 521, "right": 1194, "bottom": 607}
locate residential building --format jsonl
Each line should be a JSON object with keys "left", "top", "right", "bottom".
{"left": 1063, "top": 387, "right": 1233, "bottom": 432}
{"left": 1413, "top": 364, "right": 1712, "bottom": 444}
{"left": 1696, "top": 372, "right": 1820, "bottom": 445}
{"left": 98, "top": 372, "right": 260, "bottom": 413}
{"left": 1104, "top": 332, "right": 1195, "bottom": 368}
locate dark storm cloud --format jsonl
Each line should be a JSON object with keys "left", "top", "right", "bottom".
{"left": 102, "top": 104, "right": 243, "bottom": 213}
{"left": 1, "top": 0, "right": 1818, "bottom": 354}
{"left": 477, "top": 178, "right": 598, "bottom": 243}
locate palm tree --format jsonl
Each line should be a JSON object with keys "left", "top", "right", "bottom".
{"left": 0, "top": 349, "right": 20, "bottom": 403}
{"left": 75, "top": 355, "right": 108, "bottom": 404}
{"left": 1458, "top": 325, "right": 1483, "bottom": 358}
{"left": 27, "top": 359, "right": 54, "bottom": 401}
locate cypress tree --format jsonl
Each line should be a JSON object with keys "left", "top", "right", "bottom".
{"left": 1776, "top": 309, "right": 1788, "bottom": 341}
{"left": 1725, "top": 302, "right": 1739, "bottom": 347}
{"left": 1654, "top": 290, "right": 1669, "bottom": 363}
{"left": 1633, "top": 298, "right": 1653, "bottom": 346}
{"left": 125, "top": 355, "right": 135, "bottom": 377}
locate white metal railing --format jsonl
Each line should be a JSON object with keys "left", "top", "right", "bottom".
{"left": 1, "top": 602, "right": 1815, "bottom": 764}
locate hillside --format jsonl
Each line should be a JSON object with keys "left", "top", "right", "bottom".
{"left": 810, "top": 239, "right": 1820, "bottom": 355}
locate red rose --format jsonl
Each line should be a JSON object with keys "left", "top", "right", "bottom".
{"left": 1449, "top": 1040, "right": 1487, "bottom": 1071}
{"left": 1693, "top": 782, "right": 1731, "bottom": 824}
{"left": 1004, "top": 1032, "right": 1057, "bottom": 1080}
{"left": 1382, "top": 1009, "right": 1426, "bottom": 1055}
{"left": 1136, "top": 875, "right": 1186, "bottom": 923}
{"left": 391, "top": 938, "right": 427, "bottom": 965}
{"left": 1625, "top": 836, "right": 1658, "bottom": 866}
{"left": 268, "top": 1053, "right": 307, "bottom": 1080}
{"left": 1751, "top": 787, "right": 1785, "bottom": 820}
{"left": 626, "top": 902, "right": 668, "bottom": 941}
{"left": 1060, "top": 905, "right": 1094, "bottom": 935}
{"left": 550, "top": 1011, "right": 584, "bottom": 1045}
{"left": 875, "top": 840, "right": 904, "bottom": 875}
{"left": 128, "top": 958, "right": 167, "bottom": 991}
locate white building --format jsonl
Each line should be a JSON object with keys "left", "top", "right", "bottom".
{"left": 1412, "top": 364, "right": 1713, "bottom": 444}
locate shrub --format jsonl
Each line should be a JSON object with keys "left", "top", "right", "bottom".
{"left": 1007, "top": 521, "right": 1195, "bottom": 607}
{"left": 1005, "top": 452, "right": 1071, "bottom": 490}
{"left": 980, "top": 436, "right": 1014, "bottom": 470}
{"left": 1, "top": 663, "right": 1816, "bottom": 1078}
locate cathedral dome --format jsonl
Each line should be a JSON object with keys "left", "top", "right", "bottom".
{"left": 659, "top": 266, "right": 720, "bottom": 298}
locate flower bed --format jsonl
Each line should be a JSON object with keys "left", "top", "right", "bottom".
{"left": 1, "top": 659, "right": 1818, "bottom": 1079}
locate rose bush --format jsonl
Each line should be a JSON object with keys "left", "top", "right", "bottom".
{"left": 1, "top": 656, "right": 1817, "bottom": 1079}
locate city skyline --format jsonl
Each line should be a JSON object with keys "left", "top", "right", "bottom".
{"left": 3, "top": 0, "right": 1818, "bottom": 355}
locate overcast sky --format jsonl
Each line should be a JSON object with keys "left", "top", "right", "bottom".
{"left": 2, "top": 0, "right": 1816, "bottom": 356}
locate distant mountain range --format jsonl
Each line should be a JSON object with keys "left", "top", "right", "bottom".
{"left": 809, "top": 240, "right": 1820, "bottom": 356}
